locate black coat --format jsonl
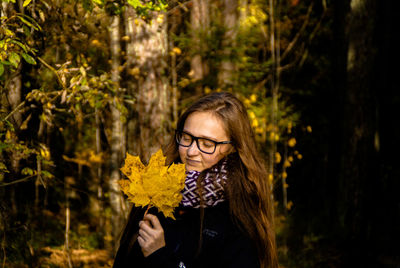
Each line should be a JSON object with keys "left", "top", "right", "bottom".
{"left": 113, "top": 202, "right": 259, "bottom": 268}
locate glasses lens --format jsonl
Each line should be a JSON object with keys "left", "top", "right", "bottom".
{"left": 176, "top": 131, "right": 217, "bottom": 154}
{"left": 197, "top": 138, "right": 216, "bottom": 154}
{"left": 177, "top": 132, "right": 193, "bottom": 146}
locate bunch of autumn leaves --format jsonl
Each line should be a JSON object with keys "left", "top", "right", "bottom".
{"left": 119, "top": 149, "right": 186, "bottom": 219}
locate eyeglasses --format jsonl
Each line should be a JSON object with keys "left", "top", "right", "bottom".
{"left": 175, "top": 130, "right": 232, "bottom": 154}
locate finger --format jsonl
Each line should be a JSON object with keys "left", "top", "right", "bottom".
{"left": 143, "top": 214, "right": 162, "bottom": 230}
{"left": 137, "top": 235, "right": 145, "bottom": 247}
{"left": 138, "top": 228, "right": 150, "bottom": 241}
{"left": 139, "top": 220, "right": 154, "bottom": 235}
{"left": 139, "top": 220, "right": 151, "bottom": 228}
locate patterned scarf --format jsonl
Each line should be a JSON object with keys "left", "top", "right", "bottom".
{"left": 181, "top": 160, "right": 228, "bottom": 208}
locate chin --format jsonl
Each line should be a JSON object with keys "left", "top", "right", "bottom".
{"left": 186, "top": 165, "right": 204, "bottom": 172}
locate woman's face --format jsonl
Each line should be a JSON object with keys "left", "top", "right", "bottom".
{"left": 178, "top": 111, "right": 232, "bottom": 172}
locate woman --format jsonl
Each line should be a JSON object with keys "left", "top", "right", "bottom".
{"left": 114, "top": 92, "right": 278, "bottom": 268}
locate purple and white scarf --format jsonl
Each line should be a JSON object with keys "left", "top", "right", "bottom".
{"left": 181, "top": 160, "right": 228, "bottom": 208}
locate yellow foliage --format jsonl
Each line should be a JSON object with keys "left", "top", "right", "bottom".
{"left": 288, "top": 137, "right": 296, "bottom": 147}
{"left": 283, "top": 160, "right": 291, "bottom": 168}
{"left": 178, "top": 78, "right": 190, "bottom": 88}
{"left": 250, "top": 94, "right": 257, "bottom": 103}
{"left": 172, "top": 47, "right": 182, "bottom": 55}
{"left": 269, "top": 132, "right": 280, "bottom": 142}
{"left": 121, "top": 35, "right": 130, "bottom": 41}
{"left": 129, "top": 67, "right": 140, "bottom": 77}
{"left": 282, "top": 171, "right": 287, "bottom": 179}
{"left": 268, "top": 174, "right": 273, "bottom": 185}
{"left": 248, "top": 111, "right": 256, "bottom": 120}
{"left": 240, "top": 3, "right": 267, "bottom": 28}
{"left": 255, "top": 127, "right": 263, "bottom": 134}
{"left": 306, "top": 125, "right": 312, "bottom": 133}
{"left": 251, "top": 118, "right": 259, "bottom": 128}
{"left": 275, "top": 152, "right": 281, "bottom": 164}
{"left": 89, "top": 151, "right": 103, "bottom": 164}
{"left": 286, "top": 201, "right": 293, "bottom": 210}
{"left": 119, "top": 149, "right": 186, "bottom": 219}
{"left": 40, "top": 144, "right": 50, "bottom": 160}
{"left": 5, "top": 130, "right": 11, "bottom": 140}
{"left": 288, "top": 121, "right": 292, "bottom": 134}
{"left": 269, "top": 132, "right": 275, "bottom": 140}
{"left": 297, "top": 154, "right": 303, "bottom": 160}
{"left": 62, "top": 150, "right": 102, "bottom": 167}
{"left": 40, "top": 148, "right": 50, "bottom": 160}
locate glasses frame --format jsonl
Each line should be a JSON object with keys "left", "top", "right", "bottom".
{"left": 175, "top": 130, "right": 232, "bottom": 154}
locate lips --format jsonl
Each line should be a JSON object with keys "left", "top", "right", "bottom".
{"left": 185, "top": 158, "right": 201, "bottom": 167}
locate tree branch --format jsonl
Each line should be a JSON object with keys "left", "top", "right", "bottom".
{"left": 2, "top": 101, "right": 26, "bottom": 122}
{"left": 280, "top": 3, "right": 313, "bottom": 63}
{"left": 0, "top": 175, "right": 36, "bottom": 187}
{"left": 37, "top": 57, "right": 68, "bottom": 91}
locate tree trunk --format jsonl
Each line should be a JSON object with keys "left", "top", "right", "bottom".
{"left": 336, "top": 0, "right": 378, "bottom": 265}
{"left": 108, "top": 14, "right": 126, "bottom": 251}
{"left": 372, "top": 0, "right": 400, "bottom": 265}
{"left": 169, "top": 12, "right": 179, "bottom": 125}
{"left": 134, "top": 11, "right": 170, "bottom": 161}
{"left": 4, "top": 1, "right": 23, "bottom": 215}
{"left": 64, "top": 177, "right": 73, "bottom": 268}
{"left": 267, "top": 0, "right": 278, "bottom": 216}
{"left": 217, "top": 0, "right": 238, "bottom": 88}
{"left": 88, "top": 108, "right": 104, "bottom": 243}
{"left": 190, "top": 0, "right": 210, "bottom": 94}
{"left": 124, "top": 6, "right": 140, "bottom": 156}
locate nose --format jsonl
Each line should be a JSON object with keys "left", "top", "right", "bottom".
{"left": 186, "top": 140, "right": 200, "bottom": 156}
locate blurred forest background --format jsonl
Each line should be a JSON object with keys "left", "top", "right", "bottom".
{"left": 1, "top": 0, "right": 398, "bottom": 267}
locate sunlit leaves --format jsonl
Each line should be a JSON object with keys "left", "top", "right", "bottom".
{"left": 0, "top": 12, "right": 39, "bottom": 78}
{"left": 21, "top": 53, "right": 36, "bottom": 65}
{"left": 126, "top": 0, "right": 168, "bottom": 18}
{"left": 119, "top": 149, "right": 186, "bottom": 219}
{"left": 63, "top": 150, "right": 103, "bottom": 167}
{"left": 23, "top": 0, "right": 32, "bottom": 7}
{"left": 287, "top": 137, "right": 296, "bottom": 147}
{"left": 9, "top": 52, "right": 20, "bottom": 68}
{"left": 127, "top": 0, "right": 141, "bottom": 8}
{"left": 16, "top": 14, "right": 42, "bottom": 31}
{"left": 21, "top": 167, "right": 35, "bottom": 176}
{"left": 0, "top": 118, "right": 46, "bottom": 185}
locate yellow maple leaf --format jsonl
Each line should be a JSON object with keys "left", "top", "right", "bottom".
{"left": 119, "top": 149, "right": 186, "bottom": 219}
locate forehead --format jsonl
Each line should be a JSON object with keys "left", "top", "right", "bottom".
{"left": 183, "top": 111, "right": 229, "bottom": 140}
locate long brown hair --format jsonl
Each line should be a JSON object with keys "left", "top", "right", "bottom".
{"left": 165, "top": 92, "right": 278, "bottom": 268}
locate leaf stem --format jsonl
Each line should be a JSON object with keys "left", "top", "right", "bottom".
{"left": 144, "top": 205, "right": 152, "bottom": 217}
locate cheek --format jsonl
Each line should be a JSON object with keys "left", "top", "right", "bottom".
{"left": 178, "top": 147, "right": 186, "bottom": 162}
{"left": 202, "top": 153, "right": 223, "bottom": 168}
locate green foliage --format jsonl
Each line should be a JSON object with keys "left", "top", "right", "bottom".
{"left": 127, "top": 0, "right": 168, "bottom": 17}
{"left": 0, "top": 120, "right": 38, "bottom": 172}
{"left": 0, "top": 12, "right": 39, "bottom": 78}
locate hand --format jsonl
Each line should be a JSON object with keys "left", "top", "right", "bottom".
{"left": 137, "top": 213, "right": 166, "bottom": 257}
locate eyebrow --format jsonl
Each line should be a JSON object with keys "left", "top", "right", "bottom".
{"left": 182, "top": 129, "right": 219, "bottom": 141}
